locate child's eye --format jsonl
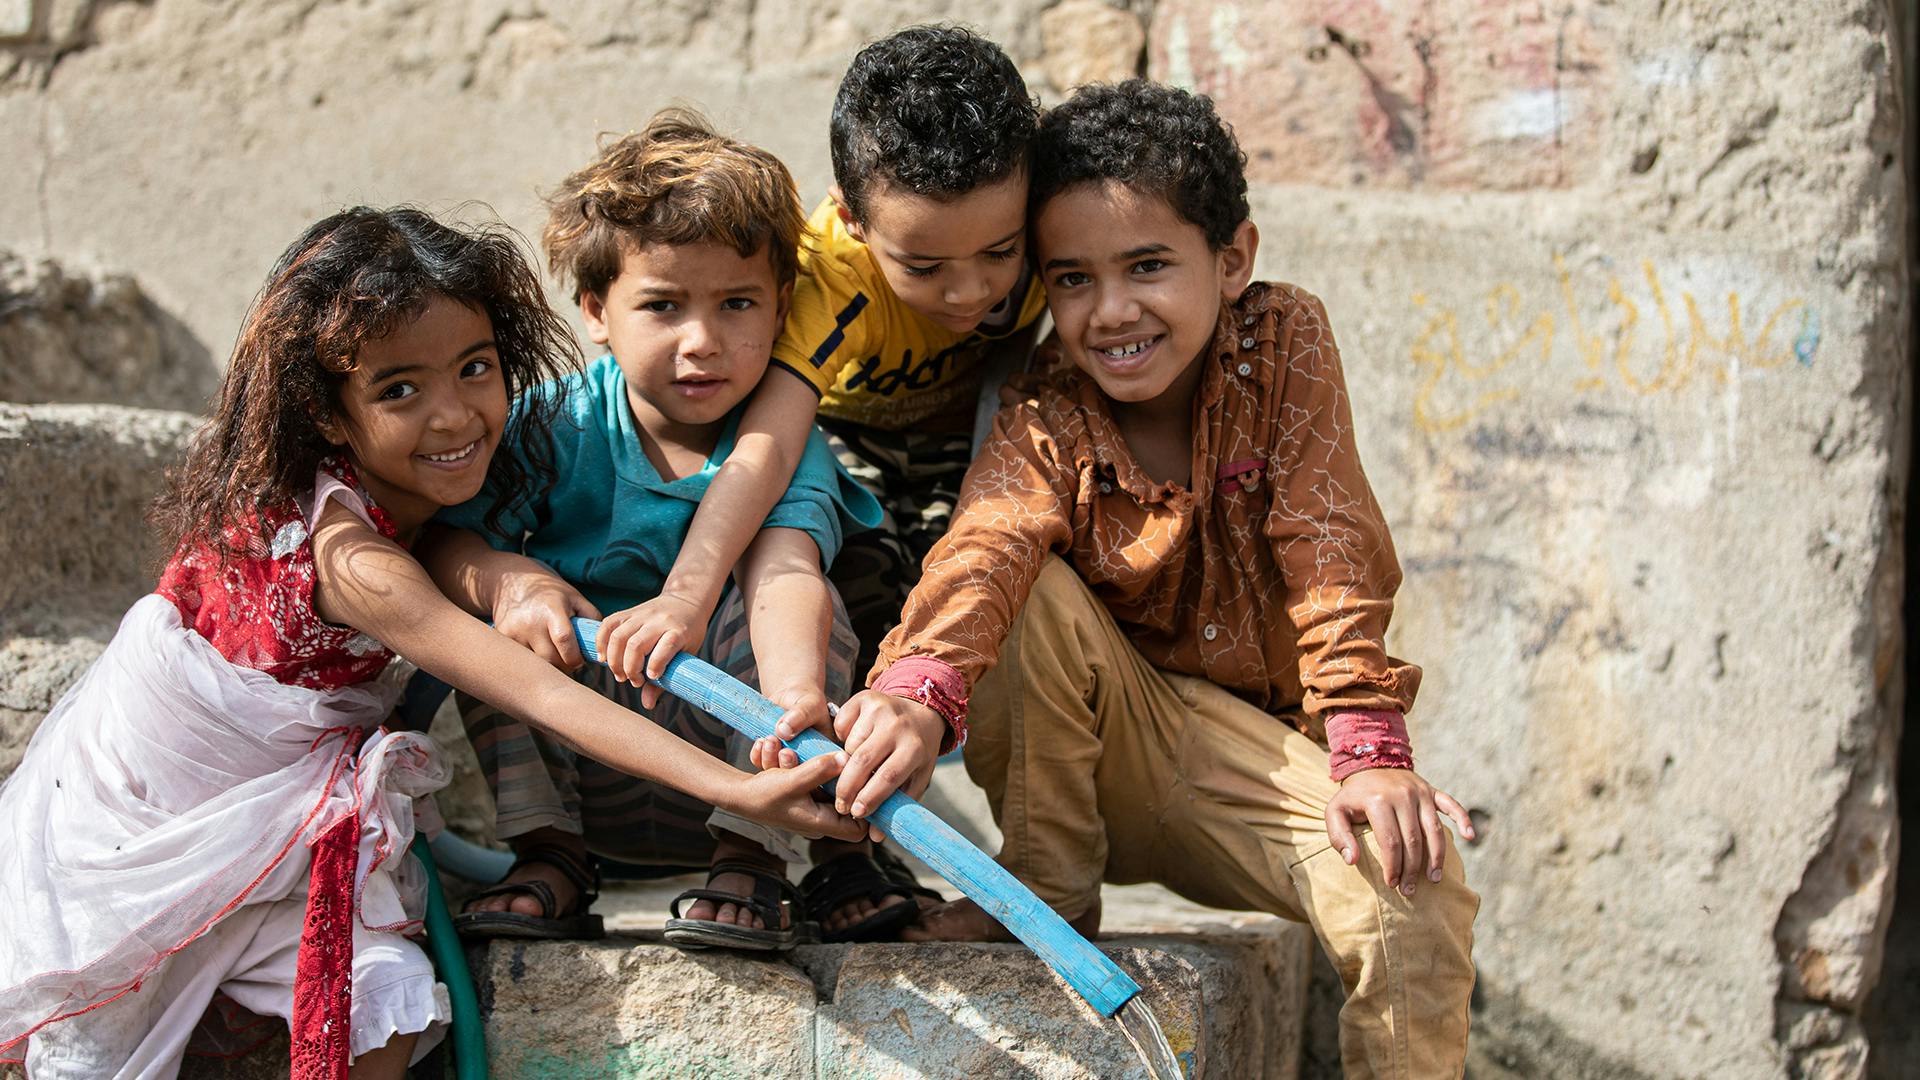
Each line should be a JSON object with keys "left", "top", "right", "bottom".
{"left": 722, "top": 297, "right": 756, "bottom": 311}
{"left": 1052, "top": 271, "right": 1091, "bottom": 289}
{"left": 377, "top": 382, "right": 417, "bottom": 401}
{"left": 985, "top": 245, "right": 1020, "bottom": 262}
{"left": 902, "top": 263, "right": 940, "bottom": 278}
{"left": 1132, "top": 259, "right": 1167, "bottom": 275}
{"left": 460, "top": 358, "right": 493, "bottom": 379}
{"left": 644, "top": 300, "right": 678, "bottom": 313}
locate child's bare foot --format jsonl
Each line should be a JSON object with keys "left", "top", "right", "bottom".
{"left": 454, "top": 828, "right": 604, "bottom": 939}
{"left": 898, "top": 896, "right": 1102, "bottom": 943}
{"left": 465, "top": 859, "right": 580, "bottom": 917}
{"left": 462, "top": 829, "right": 583, "bottom": 915}
{"left": 681, "top": 832, "right": 790, "bottom": 930}
{"left": 662, "top": 831, "right": 812, "bottom": 950}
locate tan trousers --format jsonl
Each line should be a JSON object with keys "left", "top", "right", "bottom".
{"left": 967, "top": 558, "right": 1478, "bottom": 1080}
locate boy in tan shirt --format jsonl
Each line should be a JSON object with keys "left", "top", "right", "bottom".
{"left": 842, "top": 80, "right": 1482, "bottom": 1078}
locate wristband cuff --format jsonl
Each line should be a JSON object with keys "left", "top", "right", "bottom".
{"left": 1326, "top": 709, "right": 1414, "bottom": 781}
{"left": 872, "top": 656, "right": 969, "bottom": 754}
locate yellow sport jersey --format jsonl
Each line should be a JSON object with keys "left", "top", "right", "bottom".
{"left": 771, "top": 199, "right": 1049, "bottom": 431}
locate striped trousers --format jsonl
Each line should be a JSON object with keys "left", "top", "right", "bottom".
{"left": 459, "top": 584, "right": 858, "bottom": 867}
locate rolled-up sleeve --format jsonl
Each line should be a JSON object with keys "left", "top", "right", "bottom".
{"left": 871, "top": 401, "right": 1077, "bottom": 691}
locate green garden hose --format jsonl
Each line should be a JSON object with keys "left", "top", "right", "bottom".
{"left": 410, "top": 835, "right": 489, "bottom": 1079}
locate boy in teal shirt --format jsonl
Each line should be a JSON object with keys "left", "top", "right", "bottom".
{"left": 428, "top": 111, "right": 893, "bottom": 948}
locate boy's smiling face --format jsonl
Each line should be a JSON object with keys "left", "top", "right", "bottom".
{"left": 840, "top": 172, "right": 1029, "bottom": 334}
{"left": 582, "top": 239, "right": 790, "bottom": 441}
{"left": 1034, "top": 180, "right": 1256, "bottom": 410}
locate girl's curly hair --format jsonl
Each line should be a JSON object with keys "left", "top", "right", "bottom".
{"left": 152, "top": 206, "right": 579, "bottom": 557}
{"left": 1031, "top": 79, "right": 1250, "bottom": 250}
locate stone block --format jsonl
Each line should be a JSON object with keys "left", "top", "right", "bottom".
{"left": 814, "top": 942, "right": 1206, "bottom": 1079}
{"left": 477, "top": 922, "right": 1309, "bottom": 1079}
{"left": 479, "top": 936, "right": 818, "bottom": 1079}
{"left": 0, "top": 253, "right": 218, "bottom": 413}
{"left": 0, "top": 403, "right": 196, "bottom": 613}
{"left": 813, "top": 933, "right": 1308, "bottom": 1079}
{"left": 0, "top": 403, "right": 196, "bottom": 781}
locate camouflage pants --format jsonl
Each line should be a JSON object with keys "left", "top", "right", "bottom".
{"left": 818, "top": 418, "right": 974, "bottom": 679}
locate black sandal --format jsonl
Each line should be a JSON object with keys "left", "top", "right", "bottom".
{"left": 451, "top": 842, "right": 606, "bottom": 940}
{"left": 801, "top": 843, "right": 944, "bottom": 944}
{"left": 664, "top": 858, "right": 813, "bottom": 952}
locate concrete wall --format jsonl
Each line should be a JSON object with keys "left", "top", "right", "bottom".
{"left": 0, "top": 1, "right": 1906, "bottom": 1078}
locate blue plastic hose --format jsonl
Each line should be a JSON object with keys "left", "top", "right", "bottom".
{"left": 570, "top": 617, "right": 1142, "bottom": 1018}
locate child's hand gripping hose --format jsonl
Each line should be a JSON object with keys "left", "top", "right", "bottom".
{"left": 569, "top": 616, "right": 1144, "bottom": 1020}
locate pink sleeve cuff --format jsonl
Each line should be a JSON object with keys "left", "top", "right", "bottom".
{"left": 871, "top": 656, "right": 969, "bottom": 754}
{"left": 1325, "top": 709, "right": 1413, "bottom": 781}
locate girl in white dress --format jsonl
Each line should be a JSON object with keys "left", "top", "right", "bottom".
{"left": 0, "top": 207, "right": 860, "bottom": 1079}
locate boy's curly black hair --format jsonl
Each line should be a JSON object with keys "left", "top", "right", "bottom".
{"left": 1031, "top": 79, "right": 1250, "bottom": 250}
{"left": 829, "top": 25, "right": 1037, "bottom": 222}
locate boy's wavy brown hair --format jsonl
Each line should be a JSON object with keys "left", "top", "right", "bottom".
{"left": 543, "top": 108, "right": 806, "bottom": 300}
{"left": 151, "top": 206, "right": 580, "bottom": 558}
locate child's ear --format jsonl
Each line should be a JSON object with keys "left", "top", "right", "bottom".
{"left": 774, "top": 280, "right": 794, "bottom": 327}
{"left": 313, "top": 410, "right": 349, "bottom": 447}
{"left": 829, "top": 184, "right": 865, "bottom": 243}
{"left": 1218, "top": 220, "right": 1259, "bottom": 303}
{"left": 579, "top": 289, "right": 613, "bottom": 346}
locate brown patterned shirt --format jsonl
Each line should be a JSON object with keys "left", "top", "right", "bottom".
{"left": 871, "top": 281, "right": 1420, "bottom": 746}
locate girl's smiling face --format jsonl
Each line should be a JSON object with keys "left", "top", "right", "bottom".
{"left": 320, "top": 294, "right": 508, "bottom": 536}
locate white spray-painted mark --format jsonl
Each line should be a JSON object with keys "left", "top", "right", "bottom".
{"left": 1475, "top": 88, "right": 1566, "bottom": 140}
{"left": 1633, "top": 49, "right": 1716, "bottom": 88}
{"left": 1207, "top": 4, "right": 1250, "bottom": 76}
{"left": 1162, "top": 14, "right": 1196, "bottom": 90}
{"left": 1644, "top": 397, "right": 1719, "bottom": 510}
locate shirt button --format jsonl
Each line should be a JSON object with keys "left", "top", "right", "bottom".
{"left": 1240, "top": 336, "right": 1256, "bottom": 349}
{"left": 1099, "top": 481, "right": 1113, "bottom": 494}
{"left": 1202, "top": 623, "right": 1218, "bottom": 641}
{"left": 1236, "top": 362, "right": 1252, "bottom": 377}
{"left": 1243, "top": 314, "right": 1257, "bottom": 326}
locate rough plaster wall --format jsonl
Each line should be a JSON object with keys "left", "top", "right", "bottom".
{"left": 0, "top": 1, "right": 1906, "bottom": 1078}
{"left": 0, "top": 0, "right": 1068, "bottom": 356}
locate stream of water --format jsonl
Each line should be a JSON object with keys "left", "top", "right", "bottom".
{"left": 1112, "top": 996, "right": 1190, "bottom": 1080}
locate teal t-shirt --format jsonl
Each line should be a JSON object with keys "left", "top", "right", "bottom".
{"left": 439, "top": 354, "right": 883, "bottom": 615}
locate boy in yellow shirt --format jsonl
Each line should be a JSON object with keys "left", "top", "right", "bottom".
{"left": 592, "top": 25, "right": 1043, "bottom": 942}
